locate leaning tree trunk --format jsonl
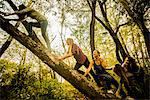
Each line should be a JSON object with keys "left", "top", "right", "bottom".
{"left": 0, "top": 15, "right": 116, "bottom": 99}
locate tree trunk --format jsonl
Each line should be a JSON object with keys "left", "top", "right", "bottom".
{"left": 87, "top": 0, "right": 96, "bottom": 56}
{"left": 0, "top": 36, "right": 13, "bottom": 57}
{"left": 95, "top": 1, "right": 127, "bottom": 63}
{"left": 60, "top": 8, "right": 66, "bottom": 52}
{"left": 0, "top": 15, "right": 116, "bottom": 99}
{"left": 90, "top": 1, "right": 96, "bottom": 55}
{"left": 118, "top": 0, "right": 150, "bottom": 57}
{"left": 140, "top": 21, "right": 150, "bottom": 57}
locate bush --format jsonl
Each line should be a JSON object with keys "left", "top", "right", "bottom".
{"left": 0, "top": 59, "right": 85, "bottom": 100}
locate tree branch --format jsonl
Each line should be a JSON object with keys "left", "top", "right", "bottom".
{"left": 115, "top": 21, "right": 130, "bottom": 34}
{"left": 87, "top": 0, "right": 96, "bottom": 56}
{"left": 95, "top": 15, "right": 110, "bottom": 31}
{"left": 86, "top": 0, "right": 92, "bottom": 10}
{"left": 102, "top": 0, "right": 107, "bottom": 5}
{"left": 98, "top": 1, "right": 113, "bottom": 30}
{"left": 0, "top": 36, "right": 13, "bottom": 57}
{"left": 5, "top": 0, "right": 42, "bottom": 44}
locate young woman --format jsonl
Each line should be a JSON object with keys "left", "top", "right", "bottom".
{"left": 3, "top": 4, "right": 50, "bottom": 49}
{"left": 84, "top": 50, "right": 120, "bottom": 93}
{"left": 58, "top": 38, "right": 96, "bottom": 78}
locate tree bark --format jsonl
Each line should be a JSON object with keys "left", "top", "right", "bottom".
{"left": 87, "top": 0, "right": 96, "bottom": 56}
{"left": 0, "top": 15, "right": 116, "bottom": 99}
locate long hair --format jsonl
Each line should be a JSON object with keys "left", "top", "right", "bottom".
{"left": 66, "top": 38, "right": 74, "bottom": 53}
{"left": 66, "top": 38, "right": 73, "bottom": 45}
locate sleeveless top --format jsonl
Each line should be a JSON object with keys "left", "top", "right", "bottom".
{"left": 93, "top": 60, "right": 107, "bottom": 75}
{"left": 72, "top": 44, "right": 86, "bottom": 64}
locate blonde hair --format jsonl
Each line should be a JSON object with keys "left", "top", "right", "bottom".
{"left": 66, "top": 38, "right": 73, "bottom": 45}
{"left": 66, "top": 38, "right": 74, "bottom": 53}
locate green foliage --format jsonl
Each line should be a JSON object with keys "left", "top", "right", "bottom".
{"left": 0, "top": 59, "right": 84, "bottom": 100}
{"left": 0, "top": 59, "right": 18, "bottom": 86}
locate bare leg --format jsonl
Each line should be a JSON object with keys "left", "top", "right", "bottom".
{"left": 28, "top": 21, "right": 50, "bottom": 49}
{"left": 40, "top": 20, "right": 51, "bottom": 49}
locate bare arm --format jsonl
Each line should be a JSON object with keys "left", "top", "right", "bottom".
{"left": 58, "top": 45, "right": 73, "bottom": 60}
{"left": 59, "top": 52, "right": 73, "bottom": 60}
{"left": 84, "top": 60, "right": 94, "bottom": 76}
{"left": 101, "top": 58, "right": 108, "bottom": 68}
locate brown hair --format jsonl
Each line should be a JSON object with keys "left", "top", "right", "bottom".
{"left": 93, "top": 50, "right": 100, "bottom": 56}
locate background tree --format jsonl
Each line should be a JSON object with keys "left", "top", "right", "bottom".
{"left": 118, "top": 0, "right": 150, "bottom": 57}
{"left": 87, "top": 0, "right": 96, "bottom": 55}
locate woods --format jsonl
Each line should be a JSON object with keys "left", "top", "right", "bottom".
{"left": 0, "top": 0, "right": 150, "bottom": 99}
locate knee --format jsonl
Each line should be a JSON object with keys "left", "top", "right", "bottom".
{"left": 41, "top": 20, "right": 48, "bottom": 27}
